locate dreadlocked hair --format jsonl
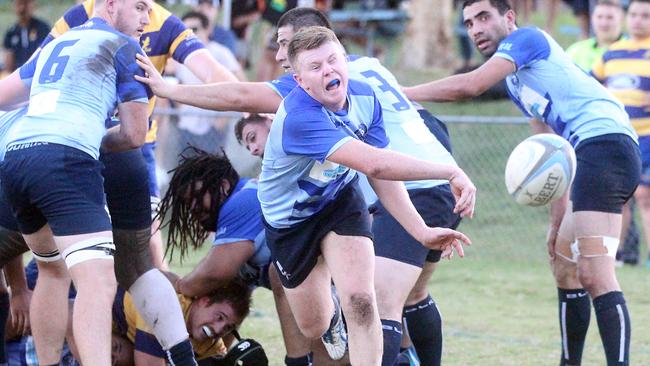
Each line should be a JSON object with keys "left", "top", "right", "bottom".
{"left": 156, "top": 146, "right": 239, "bottom": 262}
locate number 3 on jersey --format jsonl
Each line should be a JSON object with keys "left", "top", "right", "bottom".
{"left": 39, "top": 39, "right": 79, "bottom": 84}
{"left": 360, "top": 70, "right": 411, "bottom": 112}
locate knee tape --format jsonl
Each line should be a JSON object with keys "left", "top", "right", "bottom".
{"left": 32, "top": 249, "right": 62, "bottom": 263}
{"left": 61, "top": 237, "right": 115, "bottom": 269}
{"left": 570, "top": 236, "right": 619, "bottom": 259}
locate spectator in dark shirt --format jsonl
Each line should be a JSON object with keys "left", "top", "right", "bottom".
{"left": 195, "top": 0, "right": 238, "bottom": 55}
{"left": 2, "top": 0, "right": 50, "bottom": 72}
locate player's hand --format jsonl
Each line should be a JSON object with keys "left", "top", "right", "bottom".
{"left": 134, "top": 53, "right": 172, "bottom": 99}
{"left": 440, "top": 247, "right": 454, "bottom": 260}
{"left": 418, "top": 227, "right": 471, "bottom": 258}
{"left": 10, "top": 288, "right": 31, "bottom": 335}
{"left": 449, "top": 168, "right": 476, "bottom": 218}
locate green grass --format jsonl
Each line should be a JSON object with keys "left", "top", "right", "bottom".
{"left": 4, "top": 2, "right": 649, "bottom": 364}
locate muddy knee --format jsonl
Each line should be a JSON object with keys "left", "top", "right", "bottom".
{"left": 347, "top": 292, "right": 375, "bottom": 328}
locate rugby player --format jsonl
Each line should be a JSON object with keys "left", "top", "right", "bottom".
{"left": 0, "top": 0, "right": 239, "bottom": 364}
{"left": 138, "top": 7, "right": 470, "bottom": 364}
{"left": 0, "top": 0, "right": 153, "bottom": 363}
{"left": 404, "top": 1, "right": 640, "bottom": 365}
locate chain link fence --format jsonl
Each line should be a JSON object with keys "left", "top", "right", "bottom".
{"left": 152, "top": 109, "right": 552, "bottom": 260}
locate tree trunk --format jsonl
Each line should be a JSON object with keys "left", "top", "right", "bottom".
{"left": 401, "top": 0, "right": 457, "bottom": 69}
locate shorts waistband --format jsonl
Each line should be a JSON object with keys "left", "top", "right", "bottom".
{"left": 6, "top": 142, "right": 50, "bottom": 152}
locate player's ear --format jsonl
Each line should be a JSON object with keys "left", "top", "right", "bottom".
{"left": 505, "top": 8, "right": 517, "bottom": 27}
{"left": 197, "top": 296, "right": 211, "bottom": 307}
{"left": 293, "top": 72, "right": 303, "bottom": 88}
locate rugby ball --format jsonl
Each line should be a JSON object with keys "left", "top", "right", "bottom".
{"left": 505, "top": 134, "right": 576, "bottom": 206}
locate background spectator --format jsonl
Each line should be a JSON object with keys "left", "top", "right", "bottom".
{"left": 195, "top": 0, "right": 238, "bottom": 56}
{"left": 2, "top": 0, "right": 49, "bottom": 72}
{"left": 163, "top": 10, "right": 246, "bottom": 165}
{"left": 566, "top": 0, "right": 625, "bottom": 71}
{"left": 255, "top": 0, "right": 297, "bottom": 81}
{"left": 548, "top": 0, "right": 591, "bottom": 39}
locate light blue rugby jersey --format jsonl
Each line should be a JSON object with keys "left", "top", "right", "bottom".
{"left": 10, "top": 17, "right": 151, "bottom": 159}
{"left": 266, "top": 55, "right": 457, "bottom": 204}
{"left": 214, "top": 178, "right": 270, "bottom": 271}
{"left": 259, "top": 79, "right": 388, "bottom": 228}
{"left": 494, "top": 27, "right": 637, "bottom": 147}
{"left": 0, "top": 108, "right": 28, "bottom": 161}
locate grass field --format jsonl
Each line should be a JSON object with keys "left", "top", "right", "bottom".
{"left": 2, "top": 1, "right": 650, "bottom": 364}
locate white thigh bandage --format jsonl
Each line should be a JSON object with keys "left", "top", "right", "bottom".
{"left": 61, "top": 237, "right": 115, "bottom": 269}
{"left": 570, "top": 236, "right": 619, "bottom": 259}
{"left": 32, "top": 249, "right": 62, "bottom": 263}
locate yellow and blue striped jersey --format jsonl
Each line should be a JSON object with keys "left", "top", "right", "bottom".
{"left": 112, "top": 287, "right": 227, "bottom": 360}
{"left": 592, "top": 38, "right": 650, "bottom": 136}
{"left": 43, "top": 0, "right": 205, "bottom": 142}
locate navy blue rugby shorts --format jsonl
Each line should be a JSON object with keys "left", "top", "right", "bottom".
{"left": 0, "top": 143, "right": 112, "bottom": 236}
{"left": 264, "top": 177, "right": 373, "bottom": 289}
{"left": 372, "top": 184, "right": 461, "bottom": 267}
{"left": 571, "top": 134, "right": 640, "bottom": 213}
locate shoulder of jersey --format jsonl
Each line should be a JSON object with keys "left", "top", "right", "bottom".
{"left": 348, "top": 78, "right": 374, "bottom": 96}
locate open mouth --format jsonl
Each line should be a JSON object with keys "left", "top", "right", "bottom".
{"left": 476, "top": 39, "right": 490, "bottom": 50}
{"left": 202, "top": 326, "right": 214, "bottom": 338}
{"left": 326, "top": 79, "right": 341, "bottom": 91}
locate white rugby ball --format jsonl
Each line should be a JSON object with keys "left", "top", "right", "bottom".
{"left": 505, "top": 134, "right": 576, "bottom": 206}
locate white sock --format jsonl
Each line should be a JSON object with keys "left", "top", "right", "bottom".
{"left": 128, "top": 269, "right": 188, "bottom": 349}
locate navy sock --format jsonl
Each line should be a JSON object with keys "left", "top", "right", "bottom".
{"left": 165, "top": 339, "right": 197, "bottom": 366}
{"left": 285, "top": 353, "right": 313, "bottom": 366}
{"left": 0, "top": 292, "right": 9, "bottom": 364}
{"left": 403, "top": 295, "right": 442, "bottom": 366}
{"left": 593, "top": 291, "right": 630, "bottom": 366}
{"left": 558, "top": 288, "right": 591, "bottom": 366}
{"left": 381, "top": 319, "right": 402, "bottom": 366}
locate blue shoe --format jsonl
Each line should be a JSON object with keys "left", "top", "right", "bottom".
{"left": 321, "top": 293, "right": 348, "bottom": 360}
{"left": 400, "top": 346, "right": 420, "bottom": 366}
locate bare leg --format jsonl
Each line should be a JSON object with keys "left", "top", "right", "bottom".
{"left": 322, "top": 233, "right": 382, "bottom": 366}
{"left": 573, "top": 211, "right": 629, "bottom": 365}
{"left": 268, "top": 266, "right": 312, "bottom": 359}
{"left": 22, "top": 225, "right": 70, "bottom": 365}
{"left": 56, "top": 231, "right": 117, "bottom": 366}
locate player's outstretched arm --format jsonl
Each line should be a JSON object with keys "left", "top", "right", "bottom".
{"left": 135, "top": 54, "right": 282, "bottom": 113}
{"left": 328, "top": 139, "right": 476, "bottom": 218}
{"left": 403, "top": 57, "right": 515, "bottom": 103}
{"left": 175, "top": 241, "right": 255, "bottom": 298}
{"left": 369, "top": 178, "right": 471, "bottom": 256}
{"left": 0, "top": 70, "right": 30, "bottom": 111}
{"left": 101, "top": 101, "right": 149, "bottom": 152}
